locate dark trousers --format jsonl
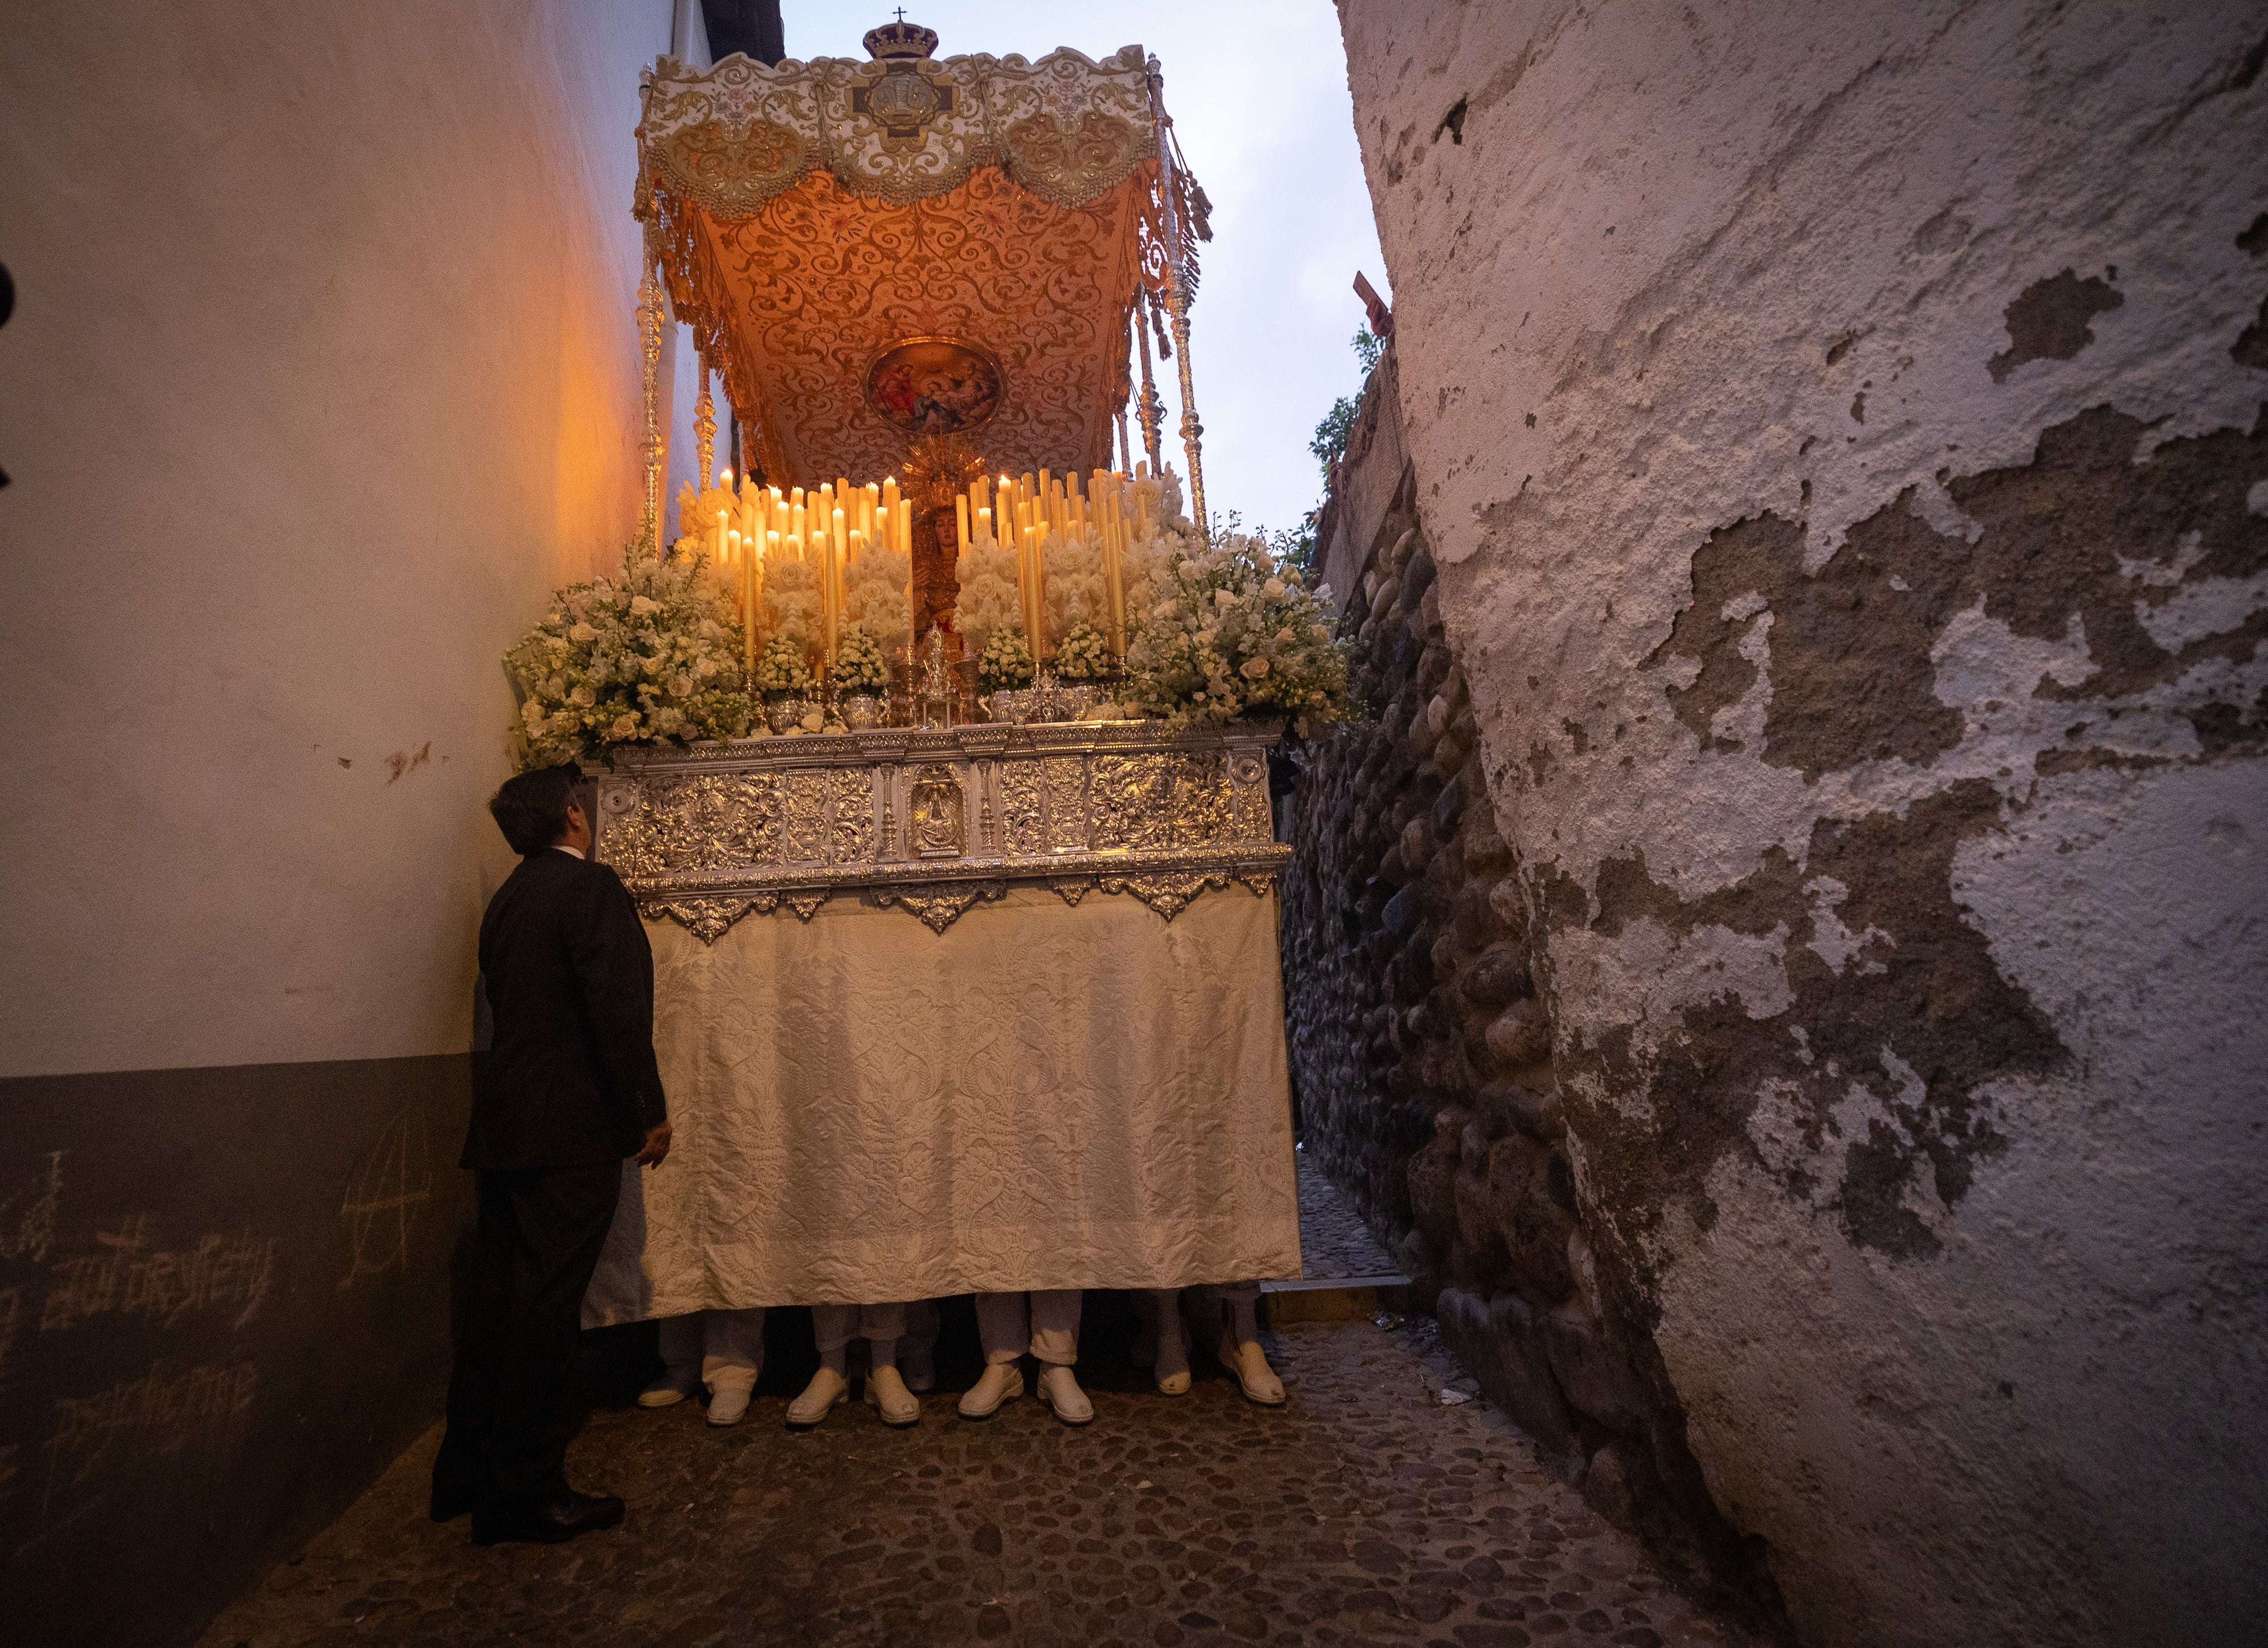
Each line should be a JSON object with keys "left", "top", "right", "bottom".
{"left": 433, "top": 1163, "right": 620, "bottom": 1507}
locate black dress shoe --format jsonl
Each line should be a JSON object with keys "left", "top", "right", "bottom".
{"left": 470, "top": 1487, "right": 624, "bottom": 1546}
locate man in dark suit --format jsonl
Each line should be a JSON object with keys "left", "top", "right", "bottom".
{"left": 430, "top": 762, "right": 671, "bottom": 1545}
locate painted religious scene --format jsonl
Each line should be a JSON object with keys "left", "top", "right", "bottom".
{"left": 865, "top": 336, "right": 1002, "bottom": 435}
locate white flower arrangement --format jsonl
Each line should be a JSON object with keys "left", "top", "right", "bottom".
{"left": 832, "top": 627, "right": 888, "bottom": 694}
{"left": 1042, "top": 527, "right": 1110, "bottom": 644}
{"left": 752, "top": 634, "right": 811, "bottom": 700}
{"left": 759, "top": 554, "right": 820, "bottom": 649}
{"left": 977, "top": 627, "right": 1036, "bottom": 693}
{"left": 1122, "top": 531, "right": 1351, "bottom": 737}
{"left": 954, "top": 534, "right": 1023, "bottom": 653}
{"left": 843, "top": 544, "right": 913, "bottom": 641}
{"left": 1052, "top": 622, "right": 1112, "bottom": 681}
{"left": 507, "top": 542, "right": 751, "bottom": 767}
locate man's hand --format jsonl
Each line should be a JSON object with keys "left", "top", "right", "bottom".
{"left": 636, "top": 1121, "right": 672, "bottom": 1168}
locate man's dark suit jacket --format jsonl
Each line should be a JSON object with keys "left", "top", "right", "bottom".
{"left": 467, "top": 847, "right": 667, "bottom": 1170}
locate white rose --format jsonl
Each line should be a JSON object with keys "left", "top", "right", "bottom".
{"left": 629, "top": 595, "right": 661, "bottom": 617}
{"left": 572, "top": 684, "right": 596, "bottom": 707}
{"left": 521, "top": 699, "right": 547, "bottom": 727}
{"left": 1263, "top": 578, "right": 1286, "bottom": 598}
{"left": 568, "top": 622, "right": 598, "bottom": 643}
{"left": 607, "top": 713, "right": 640, "bottom": 740}
{"left": 1241, "top": 657, "right": 1270, "bottom": 680}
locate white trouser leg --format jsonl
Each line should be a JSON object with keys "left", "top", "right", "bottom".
{"left": 811, "top": 1302, "right": 857, "bottom": 1373}
{"left": 860, "top": 1302, "right": 908, "bottom": 1366}
{"left": 1220, "top": 1283, "right": 1262, "bottom": 1344}
{"left": 975, "top": 1292, "right": 1029, "bottom": 1366}
{"left": 1152, "top": 1289, "right": 1189, "bottom": 1358}
{"left": 703, "top": 1307, "right": 765, "bottom": 1389}
{"left": 1028, "top": 1288, "right": 1081, "bottom": 1366}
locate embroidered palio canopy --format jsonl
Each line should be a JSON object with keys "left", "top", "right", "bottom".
{"left": 636, "top": 19, "right": 1209, "bottom": 491}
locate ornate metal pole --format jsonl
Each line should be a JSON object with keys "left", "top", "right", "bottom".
{"left": 1117, "top": 407, "right": 1132, "bottom": 475}
{"left": 693, "top": 372, "right": 716, "bottom": 485}
{"left": 638, "top": 268, "right": 666, "bottom": 554}
{"left": 1145, "top": 54, "right": 1207, "bottom": 542}
{"left": 1132, "top": 303, "right": 1164, "bottom": 478}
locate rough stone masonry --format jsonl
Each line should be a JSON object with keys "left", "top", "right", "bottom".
{"left": 1286, "top": 4, "right": 2268, "bottom": 1647}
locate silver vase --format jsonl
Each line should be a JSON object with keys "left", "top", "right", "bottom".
{"left": 840, "top": 692, "right": 882, "bottom": 730}
{"left": 764, "top": 695, "right": 806, "bottom": 734}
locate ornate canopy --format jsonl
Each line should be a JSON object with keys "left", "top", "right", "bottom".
{"left": 636, "top": 31, "right": 1208, "bottom": 495}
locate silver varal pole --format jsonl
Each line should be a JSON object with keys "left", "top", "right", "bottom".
{"left": 1133, "top": 304, "right": 1164, "bottom": 478}
{"left": 1145, "top": 54, "right": 1206, "bottom": 542}
{"left": 638, "top": 268, "right": 666, "bottom": 554}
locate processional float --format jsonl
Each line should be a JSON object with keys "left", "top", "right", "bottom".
{"left": 583, "top": 20, "right": 1302, "bottom": 1317}
{"left": 631, "top": 17, "right": 1213, "bottom": 677}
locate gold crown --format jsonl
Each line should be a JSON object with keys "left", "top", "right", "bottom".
{"left": 863, "top": 19, "right": 938, "bottom": 61}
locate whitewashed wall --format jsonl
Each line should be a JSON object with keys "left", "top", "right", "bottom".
{"left": 0, "top": 0, "right": 672, "bottom": 1077}
{"left": 1335, "top": 2, "right": 2268, "bottom": 1643}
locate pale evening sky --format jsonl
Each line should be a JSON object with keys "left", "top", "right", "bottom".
{"left": 782, "top": 1, "right": 1390, "bottom": 537}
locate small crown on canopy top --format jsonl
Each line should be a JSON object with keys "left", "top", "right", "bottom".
{"left": 864, "top": 16, "right": 938, "bottom": 60}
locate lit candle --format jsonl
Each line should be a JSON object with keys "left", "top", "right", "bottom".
{"left": 956, "top": 496, "right": 970, "bottom": 555}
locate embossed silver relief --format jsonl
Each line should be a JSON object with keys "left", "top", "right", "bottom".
{"left": 594, "top": 724, "right": 1287, "bottom": 941}
{"left": 909, "top": 764, "right": 966, "bottom": 859}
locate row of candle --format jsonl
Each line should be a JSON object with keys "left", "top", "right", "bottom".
{"left": 708, "top": 474, "right": 917, "bottom": 672}
{"left": 953, "top": 463, "right": 1161, "bottom": 656}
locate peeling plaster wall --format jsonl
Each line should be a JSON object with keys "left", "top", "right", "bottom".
{"left": 1335, "top": 3, "right": 2268, "bottom": 1644}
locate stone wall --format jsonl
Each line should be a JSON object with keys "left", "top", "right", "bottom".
{"left": 1305, "top": 3, "right": 2268, "bottom": 1645}
{"left": 1281, "top": 370, "right": 1764, "bottom": 1606}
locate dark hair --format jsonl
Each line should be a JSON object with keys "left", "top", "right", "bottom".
{"left": 489, "top": 763, "right": 584, "bottom": 855}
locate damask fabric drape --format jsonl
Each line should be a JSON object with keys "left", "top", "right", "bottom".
{"left": 583, "top": 886, "right": 1303, "bottom": 1322}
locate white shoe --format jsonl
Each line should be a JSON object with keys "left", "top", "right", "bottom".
{"left": 640, "top": 1371, "right": 697, "bottom": 1409}
{"left": 957, "top": 1362, "right": 1024, "bottom": 1419}
{"left": 1036, "top": 1364, "right": 1094, "bottom": 1425}
{"left": 1218, "top": 1332, "right": 1285, "bottom": 1406}
{"left": 706, "top": 1379, "right": 755, "bottom": 1426}
{"left": 864, "top": 1364, "right": 921, "bottom": 1426}
{"left": 902, "top": 1344, "right": 936, "bottom": 1394}
{"left": 787, "top": 1366, "right": 849, "bottom": 1426}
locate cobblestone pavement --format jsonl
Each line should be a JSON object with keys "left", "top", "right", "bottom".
{"left": 198, "top": 1310, "right": 1763, "bottom": 1648}
{"left": 1293, "top": 1150, "right": 1403, "bottom": 1280}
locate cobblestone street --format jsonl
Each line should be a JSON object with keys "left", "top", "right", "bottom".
{"left": 198, "top": 1297, "right": 1765, "bottom": 1648}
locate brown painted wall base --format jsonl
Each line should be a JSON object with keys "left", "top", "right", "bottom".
{"left": 0, "top": 1055, "right": 475, "bottom": 1648}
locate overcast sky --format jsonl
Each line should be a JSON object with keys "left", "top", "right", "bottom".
{"left": 783, "top": 1, "right": 1389, "bottom": 536}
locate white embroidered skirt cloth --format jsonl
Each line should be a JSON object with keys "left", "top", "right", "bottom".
{"left": 584, "top": 885, "right": 1304, "bottom": 1322}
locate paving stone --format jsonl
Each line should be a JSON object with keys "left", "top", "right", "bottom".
{"left": 194, "top": 1316, "right": 1762, "bottom": 1648}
